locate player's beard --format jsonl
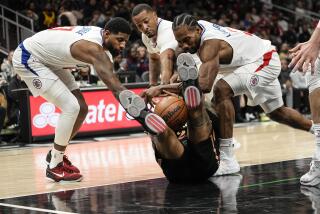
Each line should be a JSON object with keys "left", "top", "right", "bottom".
{"left": 188, "top": 38, "right": 201, "bottom": 54}
{"left": 105, "top": 42, "right": 120, "bottom": 57}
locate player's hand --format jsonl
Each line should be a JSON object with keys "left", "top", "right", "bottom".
{"left": 140, "top": 86, "right": 162, "bottom": 106}
{"left": 170, "top": 72, "right": 180, "bottom": 83}
{"left": 289, "top": 41, "right": 320, "bottom": 75}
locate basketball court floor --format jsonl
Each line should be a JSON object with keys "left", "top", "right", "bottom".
{"left": 0, "top": 121, "right": 319, "bottom": 213}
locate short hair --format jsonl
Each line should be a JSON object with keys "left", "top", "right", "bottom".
{"left": 104, "top": 17, "right": 132, "bottom": 35}
{"left": 172, "top": 13, "right": 198, "bottom": 31}
{"left": 132, "top": 4, "right": 154, "bottom": 17}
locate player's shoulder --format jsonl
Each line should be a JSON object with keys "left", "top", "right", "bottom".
{"left": 157, "top": 19, "right": 173, "bottom": 33}
{"left": 157, "top": 19, "right": 176, "bottom": 44}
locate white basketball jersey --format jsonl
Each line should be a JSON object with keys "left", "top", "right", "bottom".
{"left": 142, "top": 18, "right": 202, "bottom": 67}
{"left": 22, "top": 26, "right": 112, "bottom": 68}
{"left": 141, "top": 18, "right": 178, "bottom": 54}
{"left": 198, "top": 20, "right": 273, "bottom": 68}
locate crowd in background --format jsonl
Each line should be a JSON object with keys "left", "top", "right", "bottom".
{"left": 0, "top": 0, "right": 319, "bottom": 142}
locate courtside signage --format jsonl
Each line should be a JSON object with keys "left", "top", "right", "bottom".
{"left": 29, "top": 89, "right": 144, "bottom": 136}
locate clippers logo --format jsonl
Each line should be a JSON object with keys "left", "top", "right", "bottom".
{"left": 32, "top": 79, "right": 42, "bottom": 89}
{"left": 249, "top": 75, "right": 259, "bottom": 87}
{"left": 33, "top": 102, "right": 59, "bottom": 128}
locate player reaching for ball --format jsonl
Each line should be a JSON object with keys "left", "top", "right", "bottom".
{"left": 120, "top": 53, "right": 220, "bottom": 183}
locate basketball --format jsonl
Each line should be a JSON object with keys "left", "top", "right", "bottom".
{"left": 154, "top": 96, "right": 188, "bottom": 131}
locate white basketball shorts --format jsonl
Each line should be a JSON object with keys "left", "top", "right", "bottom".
{"left": 12, "top": 42, "right": 79, "bottom": 97}
{"left": 221, "top": 49, "right": 283, "bottom": 113}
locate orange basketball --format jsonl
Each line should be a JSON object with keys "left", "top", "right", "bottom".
{"left": 154, "top": 96, "right": 188, "bottom": 131}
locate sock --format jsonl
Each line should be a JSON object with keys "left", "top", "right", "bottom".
{"left": 309, "top": 120, "right": 314, "bottom": 134}
{"left": 219, "top": 138, "right": 234, "bottom": 157}
{"left": 49, "top": 148, "right": 64, "bottom": 169}
{"left": 314, "top": 124, "right": 320, "bottom": 160}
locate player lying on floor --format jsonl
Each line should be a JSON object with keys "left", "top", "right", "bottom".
{"left": 118, "top": 54, "right": 220, "bottom": 183}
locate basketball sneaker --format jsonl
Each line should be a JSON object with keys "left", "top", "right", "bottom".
{"left": 46, "top": 150, "right": 80, "bottom": 173}
{"left": 209, "top": 174, "right": 243, "bottom": 195}
{"left": 300, "top": 160, "right": 320, "bottom": 186}
{"left": 300, "top": 185, "right": 320, "bottom": 211}
{"left": 213, "top": 150, "right": 240, "bottom": 176}
{"left": 46, "top": 163, "right": 83, "bottom": 182}
{"left": 209, "top": 174, "right": 242, "bottom": 213}
{"left": 119, "top": 90, "right": 167, "bottom": 135}
{"left": 177, "top": 53, "right": 201, "bottom": 109}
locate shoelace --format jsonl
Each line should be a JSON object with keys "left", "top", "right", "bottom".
{"left": 63, "top": 155, "right": 72, "bottom": 166}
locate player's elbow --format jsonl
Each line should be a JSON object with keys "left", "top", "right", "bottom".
{"left": 165, "top": 50, "right": 175, "bottom": 61}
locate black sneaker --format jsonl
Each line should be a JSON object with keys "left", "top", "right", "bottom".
{"left": 177, "top": 53, "right": 201, "bottom": 109}
{"left": 119, "top": 90, "right": 167, "bottom": 135}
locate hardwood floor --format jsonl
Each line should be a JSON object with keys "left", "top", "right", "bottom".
{"left": 0, "top": 122, "right": 315, "bottom": 199}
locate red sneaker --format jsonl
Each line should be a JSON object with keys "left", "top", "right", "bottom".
{"left": 46, "top": 150, "right": 80, "bottom": 173}
{"left": 46, "top": 163, "right": 83, "bottom": 182}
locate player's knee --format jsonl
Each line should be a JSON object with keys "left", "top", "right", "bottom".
{"left": 62, "top": 96, "right": 81, "bottom": 117}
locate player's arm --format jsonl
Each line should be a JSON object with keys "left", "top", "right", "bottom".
{"left": 141, "top": 83, "right": 182, "bottom": 101}
{"left": 159, "top": 49, "right": 175, "bottom": 84}
{"left": 70, "top": 40, "right": 126, "bottom": 98}
{"left": 148, "top": 53, "right": 161, "bottom": 86}
{"left": 198, "top": 39, "right": 220, "bottom": 93}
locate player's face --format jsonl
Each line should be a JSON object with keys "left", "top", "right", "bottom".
{"left": 103, "top": 31, "right": 129, "bottom": 56}
{"left": 173, "top": 26, "right": 201, "bottom": 54}
{"left": 132, "top": 10, "right": 158, "bottom": 38}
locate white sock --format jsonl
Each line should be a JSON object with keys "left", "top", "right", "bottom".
{"left": 219, "top": 138, "right": 234, "bottom": 157}
{"left": 309, "top": 120, "right": 314, "bottom": 134}
{"left": 314, "top": 123, "right": 320, "bottom": 160}
{"left": 49, "top": 148, "right": 64, "bottom": 169}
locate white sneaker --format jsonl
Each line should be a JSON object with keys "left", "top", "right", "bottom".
{"left": 233, "top": 138, "right": 241, "bottom": 150}
{"left": 213, "top": 151, "right": 240, "bottom": 176}
{"left": 300, "top": 185, "right": 320, "bottom": 211}
{"left": 209, "top": 174, "right": 242, "bottom": 193}
{"left": 300, "top": 160, "right": 320, "bottom": 186}
{"left": 209, "top": 174, "right": 242, "bottom": 213}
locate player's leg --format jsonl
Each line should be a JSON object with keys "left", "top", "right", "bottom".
{"left": 212, "top": 78, "right": 240, "bottom": 176}
{"left": 12, "top": 47, "right": 82, "bottom": 182}
{"left": 175, "top": 53, "right": 219, "bottom": 181}
{"left": 44, "top": 69, "right": 88, "bottom": 174}
{"left": 251, "top": 50, "right": 312, "bottom": 132}
{"left": 267, "top": 103, "right": 312, "bottom": 132}
{"left": 300, "top": 58, "right": 320, "bottom": 186}
{"left": 118, "top": 90, "right": 168, "bottom": 135}
{"left": 151, "top": 129, "right": 185, "bottom": 160}
{"left": 213, "top": 79, "right": 235, "bottom": 140}
{"left": 176, "top": 53, "right": 213, "bottom": 143}
{"left": 69, "top": 89, "right": 88, "bottom": 139}
{"left": 52, "top": 69, "right": 88, "bottom": 140}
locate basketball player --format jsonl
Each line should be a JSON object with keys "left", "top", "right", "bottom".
{"left": 289, "top": 20, "right": 320, "bottom": 186}
{"left": 132, "top": 53, "right": 220, "bottom": 183}
{"left": 132, "top": 4, "right": 244, "bottom": 177}
{"left": 12, "top": 17, "right": 159, "bottom": 182}
{"left": 171, "top": 13, "right": 314, "bottom": 176}
{"left": 131, "top": 3, "right": 178, "bottom": 85}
